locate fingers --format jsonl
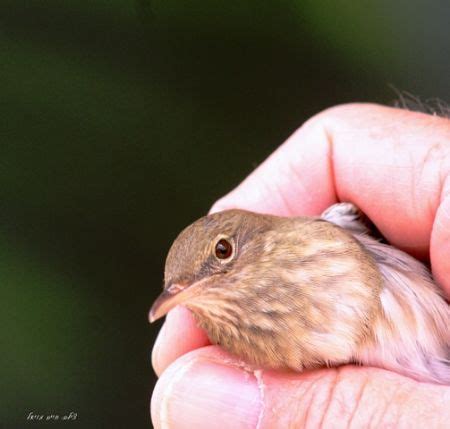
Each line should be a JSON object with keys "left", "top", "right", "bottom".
{"left": 152, "top": 306, "right": 210, "bottom": 376}
{"left": 151, "top": 346, "right": 450, "bottom": 429}
{"left": 212, "top": 103, "right": 450, "bottom": 262}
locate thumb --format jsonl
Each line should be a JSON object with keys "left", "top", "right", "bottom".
{"left": 151, "top": 347, "right": 450, "bottom": 429}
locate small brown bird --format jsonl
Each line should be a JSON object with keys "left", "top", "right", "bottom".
{"left": 150, "top": 203, "right": 450, "bottom": 384}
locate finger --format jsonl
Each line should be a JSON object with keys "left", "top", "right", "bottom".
{"left": 152, "top": 306, "right": 210, "bottom": 376}
{"left": 211, "top": 103, "right": 450, "bottom": 267}
{"left": 151, "top": 346, "right": 261, "bottom": 429}
{"left": 151, "top": 346, "right": 450, "bottom": 429}
{"left": 211, "top": 106, "right": 337, "bottom": 218}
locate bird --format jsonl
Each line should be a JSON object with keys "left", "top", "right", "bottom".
{"left": 149, "top": 203, "right": 450, "bottom": 384}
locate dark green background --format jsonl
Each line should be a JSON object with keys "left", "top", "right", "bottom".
{"left": 1, "top": 1, "right": 448, "bottom": 427}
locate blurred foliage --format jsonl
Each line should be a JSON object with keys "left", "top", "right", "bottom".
{"left": 0, "top": 0, "right": 448, "bottom": 427}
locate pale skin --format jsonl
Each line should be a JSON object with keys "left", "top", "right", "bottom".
{"left": 151, "top": 103, "right": 450, "bottom": 428}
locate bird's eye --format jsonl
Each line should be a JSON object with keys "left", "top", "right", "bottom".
{"left": 215, "top": 239, "right": 233, "bottom": 260}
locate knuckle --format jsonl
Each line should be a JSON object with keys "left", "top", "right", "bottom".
{"left": 308, "top": 102, "right": 381, "bottom": 125}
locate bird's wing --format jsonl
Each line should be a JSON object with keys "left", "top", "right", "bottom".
{"left": 320, "top": 202, "right": 372, "bottom": 236}
{"left": 323, "top": 203, "right": 450, "bottom": 384}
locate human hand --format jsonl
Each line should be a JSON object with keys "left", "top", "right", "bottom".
{"left": 151, "top": 104, "right": 450, "bottom": 428}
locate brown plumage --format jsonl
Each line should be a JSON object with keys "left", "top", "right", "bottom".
{"left": 150, "top": 203, "right": 450, "bottom": 384}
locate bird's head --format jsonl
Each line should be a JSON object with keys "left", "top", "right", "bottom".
{"left": 149, "top": 209, "right": 276, "bottom": 323}
{"left": 149, "top": 208, "right": 384, "bottom": 369}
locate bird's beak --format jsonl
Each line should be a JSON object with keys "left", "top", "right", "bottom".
{"left": 149, "top": 282, "right": 192, "bottom": 323}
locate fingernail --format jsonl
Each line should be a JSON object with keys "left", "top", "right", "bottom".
{"left": 152, "top": 358, "right": 261, "bottom": 429}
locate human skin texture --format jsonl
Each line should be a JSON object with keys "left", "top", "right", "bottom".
{"left": 150, "top": 104, "right": 450, "bottom": 428}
